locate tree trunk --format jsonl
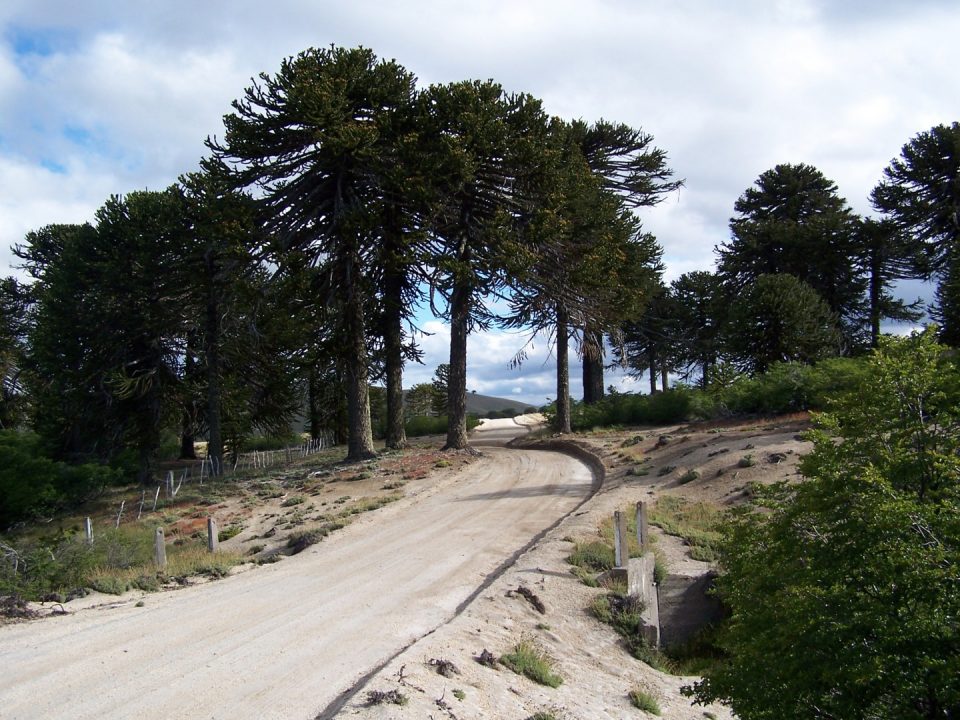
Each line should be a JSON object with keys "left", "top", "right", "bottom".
{"left": 204, "top": 260, "right": 223, "bottom": 477}
{"left": 869, "top": 250, "right": 882, "bottom": 348}
{"left": 343, "top": 256, "right": 376, "bottom": 461}
{"left": 582, "top": 328, "right": 605, "bottom": 404}
{"left": 661, "top": 364, "right": 669, "bottom": 392}
{"left": 179, "top": 421, "right": 196, "bottom": 460}
{"left": 308, "top": 363, "right": 323, "bottom": 441}
{"left": 383, "top": 265, "right": 408, "bottom": 449}
{"left": 555, "top": 306, "right": 571, "bottom": 434}
{"left": 444, "top": 278, "right": 471, "bottom": 450}
{"left": 649, "top": 350, "right": 658, "bottom": 394}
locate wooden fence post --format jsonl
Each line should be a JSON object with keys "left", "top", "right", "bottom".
{"left": 207, "top": 517, "right": 219, "bottom": 553}
{"left": 614, "top": 510, "right": 629, "bottom": 568}
{"left": 154, "top": 527, "right": 167, "bottom": 568}
{"left": 636, "top": 501, "right": 649, "bottom": 547}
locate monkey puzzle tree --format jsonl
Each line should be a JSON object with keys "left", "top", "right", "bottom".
{"left": 872, "top": 122, "right": 960, "bottom": 343}
{"left": 419, "top": 80, "right": 549, "bottom": 450}
{"left": 718, "top": 163, "right": 866, "bottom": 346}
{"left": 857, "top": 217, "right": 924, "bottom": 347}
{"left": 569, "top": 119, "right": 682, "bottom": 402}
{"left": 725, "top": 273, "right": 841, "bottom": 374}
{"left": 209, "top": 46, "right": 419, "bottom": 461}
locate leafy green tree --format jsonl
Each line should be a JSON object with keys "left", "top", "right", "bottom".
{"left": 209, "top": 46, "right": 417, "bottom": 461}
{"left": 725, "top": 273, "right": 841, "bottom": 374}
{"left": 717, "top": 163, "right": 866, "bottom": 344}
{"left": 872, "top": 122, "right": 960, "bottom": 274}
{"left": 690, "top": 328, "right": 960, "bottom": 719}
{"left": 176, "top": 168, "right": 269, "bottom": 473}
{"left": 15, "top": 223, "right": 114, "bottom": 462}
{"left": 430, "top": 363, "right": 450, "bottom": 415}
{"left": 872, "top": 122, "right": 960, "bottom": 343}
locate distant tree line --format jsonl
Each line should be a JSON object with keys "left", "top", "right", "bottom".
{"left": 619, "top": 123, "right": 960, "bottom": 394}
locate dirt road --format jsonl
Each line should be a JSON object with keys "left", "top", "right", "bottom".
{"left": 0, "top": 419, "right": 593, "bottom": 719}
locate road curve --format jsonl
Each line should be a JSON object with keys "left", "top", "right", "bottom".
{"left": 0, "top": 420, "right": 591, "bottom": 720}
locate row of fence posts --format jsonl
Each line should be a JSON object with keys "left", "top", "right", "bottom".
{"left": 97, "top": 435, "right": 334, "bottom": 567}
{"left": 108, "top": 433, "right": 335, "bottom": 530}
{"left": 83, "top": 514, "right": 222, "bottom": 571}
{"left": 613, "top": 500, "right": 649, "bottom": 568}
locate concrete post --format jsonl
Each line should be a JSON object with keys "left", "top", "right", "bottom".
{"left": 636, "top": 501, "right": 649, "bottom": 547}
{"left": 84, "top": 517, "right": 93, "bottom": 544}
{"left": 614, "top": 510, "right": 630, "bottom": 568}
{"left": 207, "top": 517, "right": 219, "bottom": 553}
{"left": 154, "top": 527, "right": 167, "bottom": 568}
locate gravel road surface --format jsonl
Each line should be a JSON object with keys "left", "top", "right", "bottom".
{"left": 0, "top": 419, "right": 592, "bottom": 719}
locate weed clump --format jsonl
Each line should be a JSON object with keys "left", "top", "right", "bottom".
{"left": 500, "top": 638, "right": 563, "bottom": 688}
{"left": 365, "top": 689, "right": 407, "bottom": 706}
{"left": 628, "top": 688, "right": 662, "bottom": 714}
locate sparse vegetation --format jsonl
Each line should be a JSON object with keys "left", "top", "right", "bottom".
{"left": 678, "top": 468, "right": 700, "bottom": 484}
{"left": 500, "top": 638, "right": 563, "bottom": 687}
{"left": 737, "top": 454, "right": 755, "bottom": 468}
{"left": 365, "top": 689, "right": 407, "bottom": 706}
{"left": 629, "top": 688, "right": 662, "bottom": 714}
{"left": 217, "top": 524, "right": 243, "bottom": 542}
{"left": 648, "top": 496, "right": 724, "bottom": 563}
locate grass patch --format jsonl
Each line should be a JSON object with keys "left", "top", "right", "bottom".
{"left": 678, "top": 469, "right": 700, "bottom": 484}
{"left": 500, "top": 639, "right": 563, "bottom": 688}
{"left": 280, "top": 495, "right": 304, "bottom": 507}
{"left": 648, "top": 496, "right": 724, "bottom": 563}
{"left": 737, "top": 454, "right": 756, "bottom": 468}
{"left": 1, "top": 523, "right": 244, "bottom": 600}
{"left": 217, "top": 524, "right": 243, "bottom": 542}
{"left": 286, "top": 521, "right": 346, "bottom": 554}
{"left": 85, "top": 545, "right": 243, "bottom": 594}
{"left": 568, "top": 540, "right": 615, "bottom": 573}
{"left": 628, "top": 688, "right": 662, "bottom": 715}
{"left": 338, "top": 494, "right": 399, "bottom": 517}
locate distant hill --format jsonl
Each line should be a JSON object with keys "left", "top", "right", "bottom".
{"left": 464, "top": 393, "right": 538, "bottom": 416}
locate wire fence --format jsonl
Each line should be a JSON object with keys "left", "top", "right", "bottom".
{"left": 111, "top": 433, "right": 338, "bottom": 526}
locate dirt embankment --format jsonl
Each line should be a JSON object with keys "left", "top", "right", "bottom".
{"left": 336, "top": 414, "right": 811, "bottom": 719}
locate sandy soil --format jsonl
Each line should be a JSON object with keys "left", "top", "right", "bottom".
{"left": 0, "top": 419, "right": 591, "bottom": 720}
{"left": 337, "top": 414, "right": 812, "bottom": 719}
{"left": 0, "top": 413, "right": 813, "bottom": 720}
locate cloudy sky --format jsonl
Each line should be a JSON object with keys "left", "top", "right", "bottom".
{"left": 2, "top": 1, "right": 958, "bottom": 405}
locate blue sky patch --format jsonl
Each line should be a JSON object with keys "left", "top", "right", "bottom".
{"left": 7, "top": 25, "right": 76, "bottom": 58}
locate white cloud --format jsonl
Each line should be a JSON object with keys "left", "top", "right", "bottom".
{"left": 1, "top": 1, "right": 958, "bottom": 396}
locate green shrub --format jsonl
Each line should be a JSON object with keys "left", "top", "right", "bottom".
{"left": 0, "top": 430, "right": 121, "bottom": 528}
